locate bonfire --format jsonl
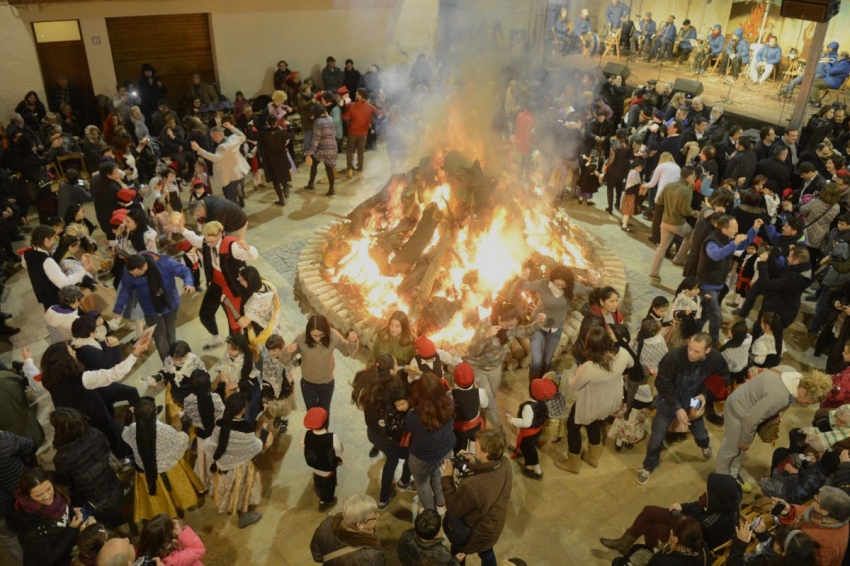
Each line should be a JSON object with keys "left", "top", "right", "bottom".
{"left": 310, "top": 150, "right": 604, "bottom": 360}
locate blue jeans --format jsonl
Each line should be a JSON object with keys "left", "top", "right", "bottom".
{"left": 409, "top": 451, "right": 451, "bottom": 510}
{"left": 642, "top": 398, "right": 710, "bottom": 472}
{"left": 367, "top": 428, "right": 411, "bottom": 503}
{"left": 301, "top": 380, "right": 335, "bottom": 423}
{"left": 700, "top": 286, "right": 723, "bottom": 343}
{"left": 529, "top": 328, "right": 563, "bottom": 383}
{"left": 452, "top": 545, "right": 496, "bottom": 566}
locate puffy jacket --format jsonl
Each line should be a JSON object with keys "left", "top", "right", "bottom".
{"left": 52, "top": 427, "right": 124, "bottom": 528}
{"left": 678, "top": 26, "right": 696, "bottom": 49}
{"left": 757, "top": 44, "right": 783, "bottom": 65}
{"left": 113, "top": 252, "right": 193, "bottom": 317}
{"left": 823, "top": 57, "right": 850, "bottom": 90}
{"left": 162, "top": 526, "right": 206, "bottom": 566}
{"left": 727, "top": 30, "right": 750, "bottom": 64}
{"left": 5, "top": 502, "right": 78, "bottom": 566}
{"left": 801, "top": 198, "right": 840, "bottom": 248}
{"left": 708, "top": 28, "right": 725, "bottom": 55}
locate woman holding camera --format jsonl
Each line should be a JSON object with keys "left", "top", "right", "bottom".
{"left": 440, "top": 429, "right": 512, "bottom": 566}
{"left": 137, "top": 514, "right": 206, "bottom": 566}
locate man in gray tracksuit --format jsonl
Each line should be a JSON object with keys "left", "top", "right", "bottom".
{"left": 717, "top": 370, "right": 831, "bottom": 482}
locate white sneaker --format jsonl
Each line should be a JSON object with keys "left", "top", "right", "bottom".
{"left": 203, "top": 336, "right": 224, "bottom": 350}
{"left": 106, "top": 318, "right": 122, "bottom": 332}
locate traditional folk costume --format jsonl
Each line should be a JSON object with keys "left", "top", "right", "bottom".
{"left": 149, "top": 352, "right": 205, "bottom": 427}
{"left": 261, "top": 349, "right": 296, "bottom": 432}
{"left": 203, "top": 417, "right": 263, "bottom": 514}
{"left": 509, "top": 378, "right": 556, "bottom": 480}
{"left": 123, "top": 421, "right": 204, "bottom": 522}
{"left": 302, "top": 407, "right": 342, "bottom": 508}
{"left": 183, "top": 389, "right": 225, "bottom": 488}
{"left": 180, "top": 229, "right": 258, "bottom": 336}
{"left": 449, "top": 363, "right": 488, "bottom": 454}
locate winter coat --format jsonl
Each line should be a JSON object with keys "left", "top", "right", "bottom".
{"left": 801, "top": 198, "right": 840, "bottom": 248}
{"left": 573, "top": 303, "right": 624, "bottom": 364}
{"left": 679, "top": 473, "right": 742, "bottom": 549}
{"left": 822, "top": 57, "right": 850, "bottom": 90}
{"left": 440, "top": 458, "right": 512, "bottom": 554}
{"left": 755, "top": 157, "right": 792, "bottom": 190}
{"left": 52, "top": 427, "right": 124, "bottom": 527}
{"left": 397, "top": 530, "right": 460, "bottom": 566}
{"left": 755, "top": 260, "right": 812, "bottom": 326}
{"left": 310, "top": 513, "right": 385, "bottom": 565}
{"left": 257, "top": 127, "right": 293, "bottom": 185}
{"left": 756, "top": 44, "right": 782, "bottom": 65}
{"left": 0, "top": 372, "right": 44, "bottom": 445}
{"left": 5, "top": 501, "right": 78, "bottom": 566}
{"left": 760, "top": 460, "right": 828, "bottom": 504}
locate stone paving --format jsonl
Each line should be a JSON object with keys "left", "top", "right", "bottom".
{"left": 0, "top": 149, "right": 832, "bottom": 565}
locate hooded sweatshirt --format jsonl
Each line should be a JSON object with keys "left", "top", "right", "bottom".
{"left": 725, "top": 370, "right": 800, "bottom": 446}
{"left": 680, "top": 473, "right": 742, "bottom": 549}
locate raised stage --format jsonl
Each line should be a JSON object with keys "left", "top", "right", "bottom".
{"left": 543, "top": 49, "right": 815, "bottom": 130}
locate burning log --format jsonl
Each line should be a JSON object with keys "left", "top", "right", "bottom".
{"left": 390, "top": 202, "right": 443, "bottom": 271}
{"left": 409, "top": 221, "right": 457, "bottom": 322}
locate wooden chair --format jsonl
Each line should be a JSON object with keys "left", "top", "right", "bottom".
{"left": 54, "top": 153, "right": 89, "bottom": 182}
{"left": 822, "top": 75, "right": 850, "bottom": 105}
{"left": 602, "top": 28, "right": 621, "bottom": 57}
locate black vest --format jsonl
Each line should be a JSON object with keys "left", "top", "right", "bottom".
{"left": 202, "top": 237, "right": 247, "bottom": 295}
{"left": 415, "top": 356, "right": 443, "bottom": 377}
{"left": 697, "top": 230, "right": 734, "bottom": 286}
{"left": 453, "top": 387, "right": 481, "bottom": 422}
{"left": 304, "top": 431, "right": 337, "bottom": 473}
{"left": 24, "top": 249, "right": 60, "bottom": 309}
{"left": 519, "top": 400, "right": 547, "bottom": 429}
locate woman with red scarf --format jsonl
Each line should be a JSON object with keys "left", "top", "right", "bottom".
{"left": 6, "top": 468, "right": 95, "bottom": 566}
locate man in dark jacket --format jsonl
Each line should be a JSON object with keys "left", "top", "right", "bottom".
{"left": 715, "top": 125, "right": 743, "bottom": 178}
{"left": 724, "top": 136, "right": 758, "bottom": 188}
{"left": 0, "top": 431, "right": 36, "bottom": 562}
{"left": 756, "top": 145, "right": 793, "bottom": 190}
{"left": 0, "top": 371, "right": 44, "bottom": 445}
{"left": 343, "top": 59, "right": 363, "bottom": 96}
{"left": 771, "top": 128, "right": 801, "bottom": 170}
{"left": 755, "top": 126, "right": 777, "bottom": 161}
{"left": 796, "top": 161, "right": 827, "bottom": 202}
{"left": 90, "top": 162, "right": 125, "bottom": 241}
{"left": 48, "top": 75, "right": 85, "bottom": 114}
{"left": 637, "top": 333, "right": 730, "bottom": 484}
{"left": 680, "top": 117, "right": 708, "bottom": 149}
{"left": 753, "top": 246, "right": 812, "bottom": 333}
{"left": 798, "top": 143, "right": 832, "bottom": 179}
{"left": 322, "top": 57, "right": 345, "bottom": 92}
{"left": 698, "top": 216, "right": 756, "bottom": 342}
{"left": 648, "top": 119, "right": 685, "bottom": 166}
{"left": 310, "top": 493, "right": 386, "bottom": 564}
{"left": 188, "top": 194, "right": 248, "bottom": 238}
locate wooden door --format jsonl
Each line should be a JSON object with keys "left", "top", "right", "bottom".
{"left": 33, "top": 22, "right": 95, "bottom": 110}
{"left": 105, "top": 13, "right": 216, "bottom": 112}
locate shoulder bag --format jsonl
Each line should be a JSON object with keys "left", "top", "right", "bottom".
{"left": 323, "top": 545, "right": 362, "bottom": 563}
{"left": 442, "top": 463, "right": 508, "bottom": 548}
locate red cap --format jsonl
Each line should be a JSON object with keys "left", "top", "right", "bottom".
{"left": 167, "top": 162, "right": 180, "bottom": 171}
{"left": 415, "top": 335, "right": 436, "bottom": 358}
{"left": 337, "top": 86, "right": 348, "bottom": 95}
{"left": 453, "top": 363, "right": 475, "bottom": 388}
{"left": 531, "top": 378, "right": 556, "bottom": 401}
{"left": 304, "top": 407, "right": 328, "bottom": 430}
{"left": 782, "top": 188, "right": 794, "bottom": 199}
{"left": 110, "top": 208, "right": 128, "bottom": 226}
{"left": 116, "top": 188, "right": 136, "bottom": 203}
{"left": 314, "top": 91, "right": 325, "bottom": 101}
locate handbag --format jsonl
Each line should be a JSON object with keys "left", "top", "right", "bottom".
{"left": 756, "top": 413, "right": 783, "bottom": 444}
{"left": 399, "top": 432, "right": 412, "bottom": 448}
{"left": 442, "top": 463, "right": 509, "bottom": 548}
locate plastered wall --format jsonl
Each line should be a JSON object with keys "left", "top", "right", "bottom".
{"left": 0, "top": 0, "right": 438, "bottom": 119}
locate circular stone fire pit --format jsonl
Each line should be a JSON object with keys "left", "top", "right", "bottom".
{"left": 295, "top": 215, "right": 627, "bottom": 361}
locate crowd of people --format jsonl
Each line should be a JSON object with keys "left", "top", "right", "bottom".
{"left": 4, "top": 9, "right": 850, "bottom": 565}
